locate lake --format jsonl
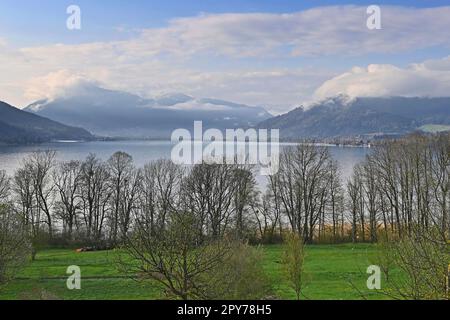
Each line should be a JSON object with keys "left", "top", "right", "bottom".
{"left": 0, "top": 140, "right": 370, "bottom": 185}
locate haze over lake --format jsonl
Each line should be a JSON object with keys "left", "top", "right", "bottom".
{"left": 0, "top": 140, "right": 369, "bottom": 183}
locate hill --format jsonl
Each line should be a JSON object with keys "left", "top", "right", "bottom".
{"left": 0, "top": 101, "right": 94, "bottom": 144}
{"left": 25, "top": 85, "right": 272, "bottom": 138}
{"left": 258, "top": 96, "right": 450, "bottom": 139}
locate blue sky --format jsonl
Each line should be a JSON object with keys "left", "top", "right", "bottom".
{"left": 1, "top": 1, "right": 450, "bottom": 113}
{"left": 1, "top": 0, "right": 449, "bottom": 46}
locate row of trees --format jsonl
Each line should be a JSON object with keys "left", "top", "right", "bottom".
{"left": 347, "top": 134, "right": 449, "bottom": 243}
{"left": 1, "top": 151, "right": 260, "bottom": 249}
{"left": 261, "top": 134, "right": 449, "bottom": 244}
{"left": 265, "top": 144, "right": 344, "bottom": 243}
{"left": 0, "top": 133, "right": 448, "bottom": 249}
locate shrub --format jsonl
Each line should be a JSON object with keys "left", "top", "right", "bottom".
{"left": 203, "top": 242, "right": 271, "bottom": 300}
{"left": 0, "top": 204, "right": 30, "bottom": 286}
{"left": 282, "top": 232, "right": 306, "bottom": 300}
{"left": 376, "top": 227, "right": 449, "bottom": 300}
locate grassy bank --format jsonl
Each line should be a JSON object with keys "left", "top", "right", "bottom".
{"left": 0, "top": 243, "right": 384, "bottom": 300}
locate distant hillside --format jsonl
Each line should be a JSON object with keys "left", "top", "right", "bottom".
{"left": 25, "top": 85, "right": 272, "bottom": 138}
{"left": 0, "top": 101, "right": 94, "bottom": 144}
{"left": 258, "top": 96, "right": 450, "bottom": 139}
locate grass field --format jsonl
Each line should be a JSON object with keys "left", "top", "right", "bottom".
{"left": 0, "top": 244, "right": 387, "bottom": 300}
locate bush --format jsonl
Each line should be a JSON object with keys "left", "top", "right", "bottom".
{"left": 282, "top": 232, "right": 306, "bottom": 300}
{"left": 203, "top": 242, "right": 271, "bottom": 300}
{"left": 0, "top": 204, "right": 30, "bottom": 286}
{"left": 376, "top": 227, "right": 449, "bottom": 300}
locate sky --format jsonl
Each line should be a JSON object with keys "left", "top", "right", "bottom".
{"left": 1, "top": 0, "right": 450, "bottom": 114}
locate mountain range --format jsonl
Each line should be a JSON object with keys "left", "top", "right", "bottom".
{"left": 2, "top": 86, "right": 450, "bottom": 145}
{"left": 258, "top": 95, "right": 450, "bottom": 139}
{"left": 0, "top": 101, "right": 94, "bottom": 144}
{"left": 25, "top": 85, "right": 272, "bottom": 138}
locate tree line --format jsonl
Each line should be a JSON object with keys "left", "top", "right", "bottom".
{"left": 347, "top": 133, "right": 449, "bottom": 243}
{"left": 0, "top": 133, "right": 448, "bottom": 251}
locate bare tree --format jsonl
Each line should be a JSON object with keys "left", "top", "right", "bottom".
{"left": 117, "top": 167, "right": 142, "bottom": 240}
{"left": 140, "top": 159, "right": 184, "bottom": 235}
{"left": 232, "top": 165, "right": 257, "bottom": 239}
{"left": 369, "top": 142, "right": 403, "bottom": 237}
{"left": 79, "top": 154, "right": 111, "bottom": 243}
{"left": 119, "top": 210, "right": 233, "bottom": 300}
{"left": 0, "top": 171, "right": 9, "bottom": 202}
{"left": 271, "top": 144, "right": 333, "bottom": 243}
{"left": 53, "top": 160, "right": 82, "bottom": 240}
{"left": 324, "top": 160, "right": 344, "bottom": 242}
{"left": 107, "top": 151, "right": 134, "bottom": 244}
{"left": 184, "top": 162, "right": 236, "bottom": 240}
{"left": 13, "top": 164, "right": 40, "bottom": 259}
{"left": 430, "top": 135, "right": 450, "bottom": 240}
{"left": 361, "top": 160, "right": 381, "bottom": 242}
{"left": 347, "top": 167, "right": 363, "bottom": 243}
{"left": 25, "top": 151, "right": 56, "bottom": 238}
{"left": 251, "top": 188, "right": 281, "bottom": 243}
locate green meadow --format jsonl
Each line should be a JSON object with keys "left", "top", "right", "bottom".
{"left": 0, "top": 244, "right": 392, "bottom": 300}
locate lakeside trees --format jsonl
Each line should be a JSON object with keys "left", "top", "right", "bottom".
{"left": 351, "top": 134, "right": 449, "bottom": 242}
{"left": 268, "top": 144, "right": 344, "bottom": 243}
{"left": 0, "top": 133, "right": 448, "bottom": 247}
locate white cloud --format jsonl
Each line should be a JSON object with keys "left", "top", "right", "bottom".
{"left": 314, "top": 56, "right": 450, "bottom": 100}
{"left": 177, "top": 69, "right": 331, "bottom": 114}
{"left": 126, "top": 6, "right": 450, "bottom": 57}
{"left": 165, "top": 100, "right": 230, "bottom": 111}
{"left": 24, "top": 70, "right": 99, "bottom": 101}
{"left": 1, "top": 5, "right": 450, "bottom": 112}
{"left": 421, "top": 56, "right": 450, "bottom": 71}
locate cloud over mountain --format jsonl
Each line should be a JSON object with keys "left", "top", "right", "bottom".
{"left": 314, "top": 56, "right": 450, "bottom": 100}
{"left": 25, "top": 70, "right": 100, "bottom": 102}
{"left": 24, "top": 83, "right": 272, "bottom": 138}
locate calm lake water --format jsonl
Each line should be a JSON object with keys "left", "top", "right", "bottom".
{"left": 0, "top": 140, "right": 370, "bottom": 184}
